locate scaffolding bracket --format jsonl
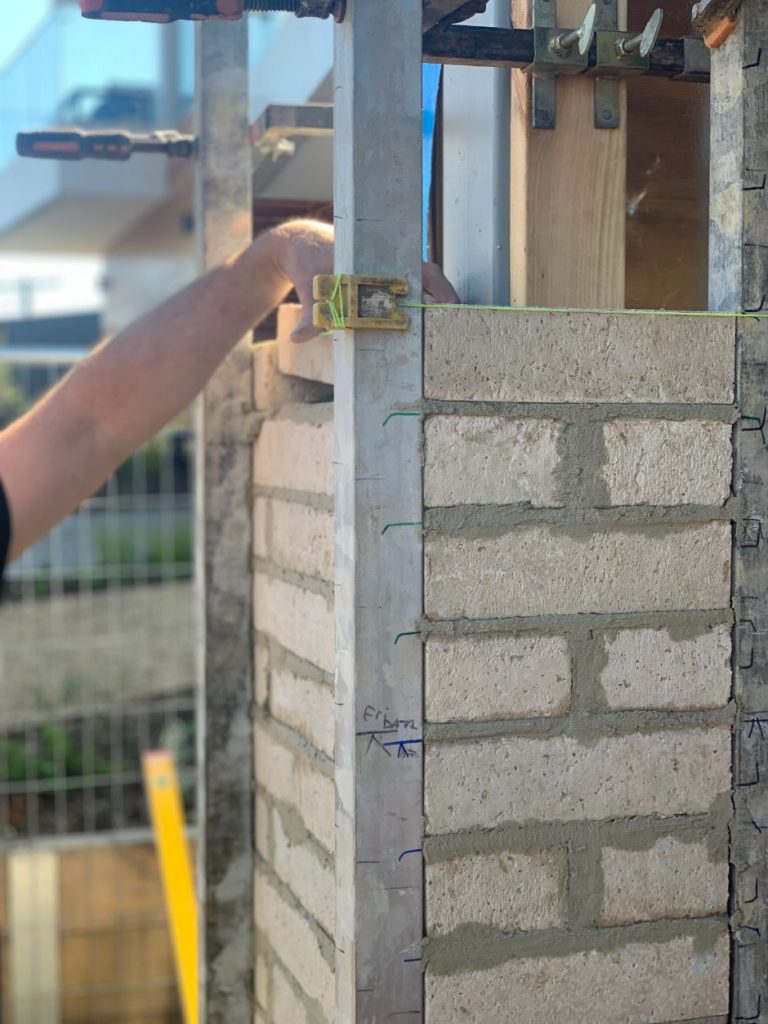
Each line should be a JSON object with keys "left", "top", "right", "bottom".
{"left": 312, "top": 275, "right": 410, "bottom": 332}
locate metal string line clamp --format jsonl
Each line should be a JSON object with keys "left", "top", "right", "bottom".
{"left": 312, "top": 275, "right": 411, "bottom": 333}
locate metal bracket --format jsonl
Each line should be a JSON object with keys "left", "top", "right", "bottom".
{"left": 312, "top": 275, "right": 411, "bottom": 332}
{"left": 672, "top": 36, "right": 711, "bottom": 82}
{"left": 589, "top": 3, "right": 663, "bottom": 128}
{"left": 528, "top": 0, "right": 597, "bottom": 128}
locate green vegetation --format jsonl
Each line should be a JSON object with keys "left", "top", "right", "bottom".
{"left": 0, "top": 723, "right": 113, "bottom": 784}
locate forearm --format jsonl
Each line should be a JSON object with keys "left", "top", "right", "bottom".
{"left": 70, "top": 230, "right": 290, "bottom": 460}
{"left": 0, "top": 226, "right": 297, "bottom": 559}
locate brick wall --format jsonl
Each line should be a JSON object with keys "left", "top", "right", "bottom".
{"left": 422, "top": 308, "right": 736, "bottom": 1023}
{"left": 251, "top": 306, "right": 736, "bottom": 1022}
{"left": 252, "top": 308, "right": 335, "bottom": 1024}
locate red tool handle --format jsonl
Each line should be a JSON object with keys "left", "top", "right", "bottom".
{"left": 16, "top": 130, "right": 134, "bottom": 161}
{"left": 80, "top": 0, "right": 244, "bottom": 21}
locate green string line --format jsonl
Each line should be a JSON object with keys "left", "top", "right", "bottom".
{"left": 327, "top": 273, "right": 346, "bottom": 330}
{"left": 399, "top": 301, "right": 768, "bottom": 319}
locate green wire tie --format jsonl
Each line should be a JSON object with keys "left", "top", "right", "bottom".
{"left": 320, "top": 273, "right": 346, "bottom": 337}
{"left": 394, "top": 631, "right": 421, "bottom": 646}
{"left": 382, "top": 521, "right": 423, "bottom": 535}
{"left": 383, "top": 411, "right": 422, "bottom": 427}
{"left": 740, "top": 619, "right": 758, "bottom": 633}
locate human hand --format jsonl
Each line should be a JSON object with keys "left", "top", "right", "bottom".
{"left": 270, "top": 219, "right": 460, "bottom": 343}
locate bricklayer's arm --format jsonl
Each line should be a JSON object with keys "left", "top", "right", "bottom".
{"left": 0, "top": 220, "right": 457, "bottom": 563}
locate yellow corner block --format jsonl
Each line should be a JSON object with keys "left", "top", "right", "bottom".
{"left": 313, "top": 274, "right": 410, "bottom": 331}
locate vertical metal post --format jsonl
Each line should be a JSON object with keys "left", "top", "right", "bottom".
{"left": 333, "top": 1, "right": 425, "bottom": 1020}
{"left": 709, "top": 5, "right": 768, "bottom": 1021}
{"left": 194, "top": 21, "right": 255, "bottom": 1024}
{"left": 442, "top": 0, "right": 511, "bottom": 305}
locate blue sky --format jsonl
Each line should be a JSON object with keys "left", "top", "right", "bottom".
{"left": 0, "top": 0, "right": 51, "bottom": 69}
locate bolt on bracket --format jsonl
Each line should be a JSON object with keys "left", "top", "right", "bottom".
{"left": 525, "top": 0, "right": 665, "bottom": 130}
{"left": 527, "top": 0, "right": 597, "bottom": 128}
{"left": 589, "top": 3, "right": 663, "bottom": 128}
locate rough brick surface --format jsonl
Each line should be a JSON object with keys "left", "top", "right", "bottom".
{"left": 254, "top": 573, "right": 334, "bottom": 674}
{"left": 425, "top": 727, "right": 730, "bottom": 831}
{"left": 253, "top": 342, "right": 329, "bottom": 411}
{"left": 255, "top": 792, "right": 270, "bottom": 863}
{"left": 427, "top": 849, "right": 567, "bottom": 934}
{"left": 267, "top": 499, "right": 334, "bottom": 582}
{"left": 426, "top": 522, "right": 731, "bottom": 619}
{"left": 271, "top": 666, "right": 334, "bottom": 760}
{"left": 425, "top": 309, "right": 735, "bottom": 403}
{"left": 272, "top": 807, "right": 334, "bottom": 937}
{"left": 254, "top": 641, "right": 269, "bottom": 709}
{"left": 254, "top": 496, "right": 269, "bottom": 560}
{"left": 424, "top": 416, "right": 563, "bottom": 507}
{"left": 272, "top": 964, "right": 310, "bottom": 1024}
{"left": 599, "top": 837, "right": 728, "bottom": 925}
{"left": 426, "top": 933, "right": 729, "bottom": 1023}
{"left": 601, "top": 420, "right": 732, "bottom": 506}
{"left": 256, "top": 951, "right": 268, "bottom": 1010}
{"left": 599, "top": 625, "right": 732, "bottom": 710}
{"left": 254, "top": 871, "right": 333, "bottom": 1022}
{"left": 253, "top": 404, "right": 333, "bottom": 496}
{"left": 255, "top": 723, "right": 334, "bottom": 852}
{"left": 425, "top": 634, "right": 570, "bottom": 721}
{"left": 276, "top": 304, "right": 334, "bottom": 385}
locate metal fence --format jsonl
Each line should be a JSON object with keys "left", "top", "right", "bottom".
{"left": 0, "top": 348, "right": 198, "bottom": 801}
{"left": 0, "top": 346, "right": 197, "bottom": 1023}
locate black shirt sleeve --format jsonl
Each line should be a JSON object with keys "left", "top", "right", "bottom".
{"left": 0, "top": 477, "right": 11, "bottom": 588}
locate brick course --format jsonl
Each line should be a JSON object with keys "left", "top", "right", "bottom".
{"left": 426, "top": 522, "right": 731, "bottom": 620}
{"left": 425, "top": 728, "right": 730, "bottom": 832}
{"left": 425, "top": 634, "right": 570, "bottom": 721}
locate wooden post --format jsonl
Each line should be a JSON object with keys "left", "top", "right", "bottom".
{"left": 510, "top": 0, "right": 627, "bottom": 307}
{"left": 333, "top": 1, "right": 425, "bottom": 1020}
{"left": 9, "top": 850, "right": 60, "bottom": 1024}
{"left": 194, "top": 21, "right": 255, "bottom": 1023}
{"left": 709, "top": 4, "right": 768, "bottom": 1020}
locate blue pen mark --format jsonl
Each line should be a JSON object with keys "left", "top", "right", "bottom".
{"left": 748, "top": 717, "right": 767, "bottom": 740}
{"left": 398, "top": 848, "right": 423, "bottom": 863}
{"left": 403, "top": 957, "right": 422, "bottom": 964}
{"left": 382, "top": 738, "right": 424, "bottom": 759}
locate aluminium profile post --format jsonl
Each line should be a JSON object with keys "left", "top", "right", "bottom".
{"left": 194, "top": 20, "right": 256, "bottom": 1024}
{"left": 709, "top": 3, "right": 768, "bottom": 1020}
{"left": 442, "top": 0, "right": 511, "bottom": 305}
{"left": 333, "top": 0, "right": 426, "bottom": 1021}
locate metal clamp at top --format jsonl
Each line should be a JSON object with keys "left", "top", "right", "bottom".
{"left": 312, "top": 275, "right": 410, "bottom": 333}
{"left": 528, "top": 0, "right": 597, "bottom": 129}
{"left": 590, "top": 3, "right": 664, "bottom": 128}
